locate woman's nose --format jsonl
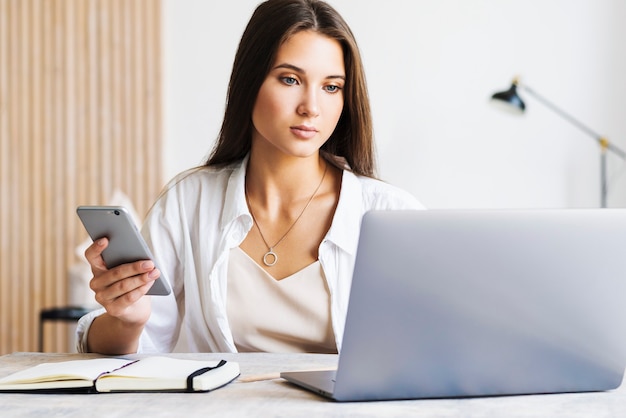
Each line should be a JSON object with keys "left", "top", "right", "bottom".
{"left": 297, "top": 88, "right": 320, "bottom": 117}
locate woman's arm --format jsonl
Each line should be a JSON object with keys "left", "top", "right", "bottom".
{"left": 83, "top": 238, "right": 157, "bottom": 354}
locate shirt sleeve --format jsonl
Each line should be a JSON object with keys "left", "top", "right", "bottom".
{"left": 75, "top": 308, "right": 106, "bottom": 353}
{"left": 360, "top": 177, "right": 426, "bottom": 212}
{"left": 137, "top": 183, "right": 187, "bottom": 353}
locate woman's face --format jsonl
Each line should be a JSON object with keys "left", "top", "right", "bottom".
{"left": 251, "top": 30, "right": 345, "bottom": 159}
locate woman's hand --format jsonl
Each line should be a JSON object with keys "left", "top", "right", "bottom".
{"left": 84, "top": 237, "right": 157, "bottom": 326}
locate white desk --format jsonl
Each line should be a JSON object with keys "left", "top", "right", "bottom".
{"left": 1, "top": 352, "right": 625, "bottom": 417}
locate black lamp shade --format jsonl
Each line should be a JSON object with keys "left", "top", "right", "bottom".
{"left": 491, "top": 84, "right": 526, "bottom": 113}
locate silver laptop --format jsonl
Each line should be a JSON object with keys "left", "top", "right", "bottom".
{"left": 281, "top": 209, "right": 626, "bottom": 401}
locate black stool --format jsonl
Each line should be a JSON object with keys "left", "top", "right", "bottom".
{"left": 39, "top": 306, "right": 92, "bottom": 352}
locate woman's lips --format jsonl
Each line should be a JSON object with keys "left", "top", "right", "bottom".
{"left": 291, "top": 125, "right": 318, "bottom": 139}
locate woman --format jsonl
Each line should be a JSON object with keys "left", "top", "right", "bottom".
{"left": 77, "top": 0, "right": 424, "bottom": 355}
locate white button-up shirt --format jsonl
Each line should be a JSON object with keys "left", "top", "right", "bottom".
{"left": 77, "top": 157, "right": 424, "bottom": 353}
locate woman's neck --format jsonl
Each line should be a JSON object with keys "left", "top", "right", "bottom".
{"left": 245, "top": 152, "right": 327, "bottom": 206}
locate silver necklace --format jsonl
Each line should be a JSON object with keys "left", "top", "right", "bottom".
{"left": 246, "top": 163, "right": 328, "bottom": 267}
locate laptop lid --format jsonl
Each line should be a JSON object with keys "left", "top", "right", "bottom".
{"left": 314, "top": 209, "right": 626, "bottom": 401}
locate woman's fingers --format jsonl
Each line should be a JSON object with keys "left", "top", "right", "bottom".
{"left": 84, "top": 238, "right": 109, "bottom": 272}
{"left": 84, "top": 237, "right": 159, "bottom": 322}
{"left": 96, "top": 276, "right": 155, "bottom": 319}
{"left": 91, "top": 263, "right": 158, "bottom": 300}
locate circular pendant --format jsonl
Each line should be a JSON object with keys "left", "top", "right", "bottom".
{"left": 263, "top": 250, "right": 278, "bottom": 267}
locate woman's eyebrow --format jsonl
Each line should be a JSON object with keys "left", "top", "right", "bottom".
{"left": 273, "top": 63, "right": 303, "bottom": 73}
{"left": 273, "top": 63, "right": 345, "bottom": 80}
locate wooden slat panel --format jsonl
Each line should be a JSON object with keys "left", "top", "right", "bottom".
{"left": 7, "top": 0, "right": 21, "bottom": 353}
{"left": 0, "top": 0, "right": 163, "bottom": 354}
{"left": 0, "top": 0, "right": 9, "bottom": 356}
{"left": 30, "top": 0, "right": 44, "bottom": 352}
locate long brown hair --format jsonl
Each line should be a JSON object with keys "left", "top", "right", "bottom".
{"left": 204, "top": 0, "right": 376, "bottom": 177}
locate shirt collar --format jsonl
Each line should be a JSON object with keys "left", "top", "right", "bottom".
{"left": 221, "top": 155, "right": 252, "bottom": 236}
{"left": 324, "top": 170, "right": 363, "bottom": 256}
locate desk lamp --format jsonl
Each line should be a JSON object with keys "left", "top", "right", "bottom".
{"left": 490, "top": 78, "right": 626, "bottom": 208}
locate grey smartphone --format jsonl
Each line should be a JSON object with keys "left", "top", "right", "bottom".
{"left": 76, "top": 205, "right": 172, "bottom": 296}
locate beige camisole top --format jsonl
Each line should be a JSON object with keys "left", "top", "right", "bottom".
{"left": 226, "top": 247, "right": 337, "bottom": 353}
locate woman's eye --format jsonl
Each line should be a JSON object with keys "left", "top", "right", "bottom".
{"left": 281, "top": 76, "right": 298, "bottom": 85}
{"left": 324, "top": 85, "right": 342, "bottom": 94}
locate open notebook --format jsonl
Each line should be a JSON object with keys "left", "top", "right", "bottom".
{"left": 281, "top": 209, "right": 626, "bottom": 401}
{"left": 0, "top": 356, "right": 239, "bottom": 393}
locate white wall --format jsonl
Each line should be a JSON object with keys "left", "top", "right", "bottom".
{"left": 163, "top": 0, "right": 626, "bottom": 209}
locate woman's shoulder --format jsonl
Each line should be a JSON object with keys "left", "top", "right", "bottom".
{"left": 149, "top": 161, "right": 244, "bottom": 216}
{"left": 350, "top": 172, "right": 426, "bottom": 210}
{"left": 147, "top": 160, "right": 245, "bottom": 223}
{"left": 164, "top": 161, "right": 242, "bottom": 194}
